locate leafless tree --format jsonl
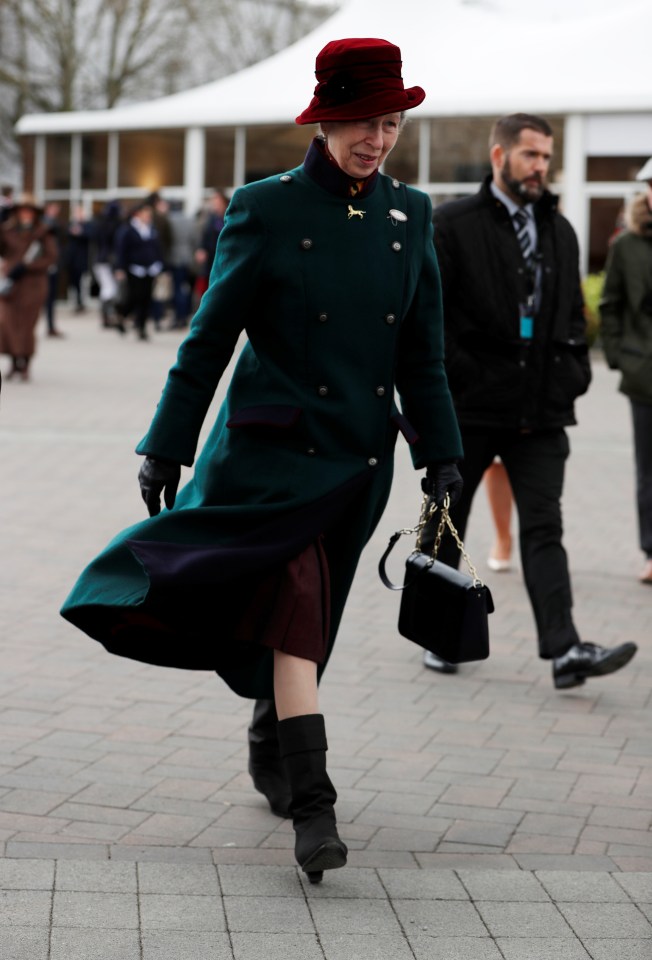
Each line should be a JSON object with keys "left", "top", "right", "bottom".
{"left": 0, "top": 0, "right": 337, "bottom": 180}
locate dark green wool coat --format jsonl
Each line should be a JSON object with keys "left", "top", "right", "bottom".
{"left": 61, "top": 142, "right": 463, "bottom": 698}
{"left": 600, "top": 193, "right": 652, "bottom": 405}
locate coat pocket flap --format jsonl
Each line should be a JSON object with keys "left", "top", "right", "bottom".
{"left": 552, "top": 338, "right": 589, "bottom": 355}
{"left": 227, "top": 405, "right": 302, "bottom": 429}
{"left": 391, "top": 413, "right": 420, "bottom": 445}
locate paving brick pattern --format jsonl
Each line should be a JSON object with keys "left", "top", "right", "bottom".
{"left": 0, "top": 307, "right": 650, "bottom": 957}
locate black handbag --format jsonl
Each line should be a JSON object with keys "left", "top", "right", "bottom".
{"left": 379, "top": 496, "right": 494, "bottom": 663}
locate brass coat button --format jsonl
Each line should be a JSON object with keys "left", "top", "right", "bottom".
{"left": 301, "top": 238, "right": 313, "bottom": 250}
{"left": 391, "top": 241, "right": 402, "bottom": 252}
{"left": 385, "top": 313, "right": 396, "bottom": 324}
{"left": 368, "top": 457, "right": 379, "bottom": 467}
{"left": 318, "top": 313, "right": 328, "bottom": 322}
{"left": 317, "top": 385, "right": 329, "bottom": 396}
{"left": 376, "top": 386, "right": 386, "bottom": 396}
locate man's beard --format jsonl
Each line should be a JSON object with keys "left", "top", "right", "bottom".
{"left": 502, "top": 156, "right": 545, "bottom": 203}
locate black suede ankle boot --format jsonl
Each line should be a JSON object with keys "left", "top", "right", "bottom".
{"left": 277, "top": 713, "right": 347, "bottom": 883}
{"left": 247, "top": 699, "right": 291, "bottom": 818}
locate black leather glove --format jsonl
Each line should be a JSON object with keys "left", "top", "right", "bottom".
{"left": 8, "top": 263, "right": 26, "bottom": 281}
{"left": 421, "top": 461, "right": 463, "bottom": 509}
{"left": 138, "top": 456, "right": 181, "bottom": 517}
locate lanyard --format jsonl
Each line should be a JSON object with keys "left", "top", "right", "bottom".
{"left": 519, "top": 257, "right": 539, "bottom": 341}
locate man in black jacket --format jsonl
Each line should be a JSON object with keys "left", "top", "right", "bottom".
{"left": 423, "top": 113, "right": 637, "bottom": 689}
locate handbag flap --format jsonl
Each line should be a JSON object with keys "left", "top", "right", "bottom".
{"left": 406, "top": 551, "right": 494, "bottom": 613}
{"left": 399, "top": 551, "right": 493, "bottom": 662}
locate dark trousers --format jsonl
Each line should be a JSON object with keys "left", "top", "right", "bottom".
{"left": 68, "top": 268, "right": 85, "bottom": 309}
{"left": 117, "top": 274, "right": 153, "bottom": 336}
{"left": 424, "top": 427, "right": 580, "bottom": 659}
{"left": 631, "top": 401, "right": 652, "bottom": 558}
{"left": 171, "top": 265, "right": 192, "bottom": 325}
{"left": 45, "top": 270, "right": 58, "bottom": 333}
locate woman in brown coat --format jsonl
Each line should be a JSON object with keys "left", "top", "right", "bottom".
{"left": 0, "top": 195, "right": 57, "bottom": 380}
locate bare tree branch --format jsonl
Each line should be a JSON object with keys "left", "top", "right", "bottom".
{"left": 0, "top": 0, "right": 338, "bottom": 179}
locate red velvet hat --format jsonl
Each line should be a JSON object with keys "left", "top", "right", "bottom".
{"left": 296, "top": 38, "right": 425, "bottom": 125}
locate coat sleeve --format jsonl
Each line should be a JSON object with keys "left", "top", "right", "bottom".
{"left": 599, "top": 240, "right": 625, "bottom": 369}
{"left": 432, "top": 208, "right": 488, "bottom": 396}
{"left": 394, "top": 195, "right": 463, "bottom": 469}
{"left": 136, "top": 188, "right": 268, "bottom": 466}
{"left": 115, "top": 226, "right": 130, "bottom": 273}
{"left": 24, "top": 229, "right": 57, "bottom": 274}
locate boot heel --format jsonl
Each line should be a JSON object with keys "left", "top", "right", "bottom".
{"left": 278, "top": 714, "right": 347, "bottom": 880}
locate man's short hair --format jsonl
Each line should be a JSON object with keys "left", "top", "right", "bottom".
{"left": 489, "top": 114, "right": 553, "bottom": 151}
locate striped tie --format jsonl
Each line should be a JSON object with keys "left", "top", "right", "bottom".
{"left": 513, "top": 208, "right": 534, "bottom": 266}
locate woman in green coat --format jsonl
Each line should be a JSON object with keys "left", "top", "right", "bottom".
{"left": 61, "top": 37, "right": 463, "bottom": 881}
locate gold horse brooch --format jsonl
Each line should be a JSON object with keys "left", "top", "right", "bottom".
{"left": 347, "top": 205, "right": 365, "bottom": 220}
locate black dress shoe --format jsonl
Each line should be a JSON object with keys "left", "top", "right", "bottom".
{"left": 553, "top": 641, "right": 637, "bottom": 690}
{"left": 423, "top": 650, "right": 458, "bottom": 674}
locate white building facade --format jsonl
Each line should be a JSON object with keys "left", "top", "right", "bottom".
{"left": 16, "top": 0, "right": 652, "bottom": 273}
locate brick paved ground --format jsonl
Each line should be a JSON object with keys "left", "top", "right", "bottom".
{"left": 0, "top": 304, "right": 650, "bottom": 958}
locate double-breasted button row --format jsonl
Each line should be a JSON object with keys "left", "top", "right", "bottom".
{"left": 316, "top": 384, "right": 385, "bottom": 397}
{"left": 307, "top": 449, "right": 378, "bottom": 465}
{"left": 316, "top": 312, "right": 396, "bottom": 325}
{"left": 302, "top": 238, "right": 401, "bottom": 252}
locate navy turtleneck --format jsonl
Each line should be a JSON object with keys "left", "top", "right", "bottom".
{"left": 303, "top": 137, "right": 380, "bottom": 199}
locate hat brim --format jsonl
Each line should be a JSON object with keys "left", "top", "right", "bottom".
{"left": 296, "top": 85, "right": 425, "bottom": 125}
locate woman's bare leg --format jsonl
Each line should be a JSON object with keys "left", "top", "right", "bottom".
{"left": 484, "top": 461, "right": 513, "bottom": 565}
{"left": 273, "top": 649, "right": 318, "bottom": 720}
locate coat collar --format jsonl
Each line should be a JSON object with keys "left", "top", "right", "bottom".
{"left": 303, "top": 137, "right": 379, "bottom": 199}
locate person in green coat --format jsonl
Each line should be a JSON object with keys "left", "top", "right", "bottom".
{"left": 600, "top": 158, "right": 652, "bottom": 585}
{"left": 61, "top": 37, "right": 463, "bottom": 882}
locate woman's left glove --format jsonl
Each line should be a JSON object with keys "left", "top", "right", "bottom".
{"left": 421, "top": 461, "right": 463, "bottom": 508}
{"left": 138, "top": 456, "right": 181, "bottom": 516}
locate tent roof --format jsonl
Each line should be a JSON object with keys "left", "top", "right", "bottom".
{"left": 16, "top": 0, "right": 652, "bottom": 135}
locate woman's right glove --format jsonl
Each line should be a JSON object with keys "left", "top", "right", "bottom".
{"left": 138, "top": 456, "right": 181, "bottom": 516}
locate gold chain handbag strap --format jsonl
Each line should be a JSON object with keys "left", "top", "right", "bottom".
{"left": 415, "top": 494, "right": 483, "bottom": 587}
{"left": 379, "top": 493, "right": 484, "bottom": 591}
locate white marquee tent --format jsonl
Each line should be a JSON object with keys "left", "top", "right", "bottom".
{"left": 15, "top": 0, "right": 652, "bottom": 265}
{"left": 16, "top": 0, "right": 652, "bottom": 131}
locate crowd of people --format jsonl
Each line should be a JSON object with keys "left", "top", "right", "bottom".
{"left": 0, "top": 187, "right": 229, "bottom": 375}
{"left": 1, "top": 34, "right": 649, "bottom": 884}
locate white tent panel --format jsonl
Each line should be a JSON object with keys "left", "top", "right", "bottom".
{"left": 16, "top": 0, "right": 652, "bottom": 135}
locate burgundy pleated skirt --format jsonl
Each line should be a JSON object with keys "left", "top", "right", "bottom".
{"left": 234, "top": 538, "right": 331, "bottom": 664}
